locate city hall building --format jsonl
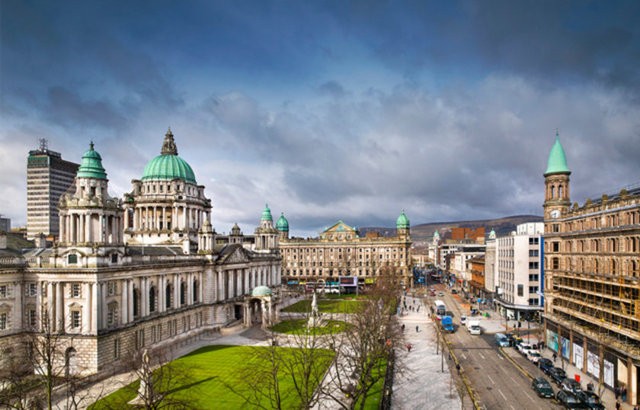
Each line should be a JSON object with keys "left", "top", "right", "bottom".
{"left": 543, "top": 133, "right": 640, "bottom": 405}
{"left": 0, "top": 129, "right": 281, "bottom": 376}
{"left": 278, "top": 215, "right": 412, "bottom": 289}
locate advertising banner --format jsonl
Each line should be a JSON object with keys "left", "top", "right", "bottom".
{"left": 587, "top": 351, "right": 600, "bottom": 378}
{"left": 573, "top": 343, "right": 584, "bottom": 370}
{"left": 547, "top": 330, "right": 559, "bottom": 352}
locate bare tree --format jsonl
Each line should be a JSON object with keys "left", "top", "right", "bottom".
{"left": 322, "top": 268, "right": 405, "bottom": 410}
{"left": 225, "top": 311, "right": 335, "bottom": 409}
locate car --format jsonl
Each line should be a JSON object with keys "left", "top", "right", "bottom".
{"left": 438, "top": 292, "right": 444, "bottom": 297}
{"left": 531, "top": 376, "right": 554, "bottom": 398}
{"left": 575, "top": 391, "right": 605, "bottom": 409}
{"left": 451, "top": 289, "right": 458, "bottom": 294}
{"left": 460, "top": 315, "right": 467, "bottom": 325}
{"left": 526, "top": 351, "right": 542, "bottom": 363}
{"left": 548, "top": 367, "right": 567, "bottom": 385}
{"left": 538, "top": 358, "right": 554, "bottom": 374}
{"left": 561, "top": 377, "right": 583, "bottom": 394}
{"left": 556, "top": 390, "right": 586, "bottom": 409}
{"left": 518, "top": 342, "right": 533, "bottom": 355}
{"left": 495, "top": 333, "right": 510, "bottom": 347}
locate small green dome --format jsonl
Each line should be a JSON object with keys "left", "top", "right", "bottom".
{"left": 261, "top": 204, "right": 273, "bottom": 222}
{"left": 545, "top": 132, "right": 570, "bottom": 176}
{"left": 77, "top": 142, "right": 107, "bottom": 179}
{"left": 396, "top": 211, "right": 410, "bottom": 229}
{"left": 141, "top": 129, "right": 197, "bottom": 184}
{"left": 251, "top": 285, "right": 272, "bottom": 297}
{"left": 276, "top": 213, "right": 289, "bottom": 231}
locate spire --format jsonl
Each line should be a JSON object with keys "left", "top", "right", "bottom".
{"left": 544, "top": 131, "right": 570, "bottom": 176}
{"left": 161, "top": 127, "right": 178, "bottom": 155}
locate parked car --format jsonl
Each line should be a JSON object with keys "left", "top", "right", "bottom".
{"left": 548, "top": 367, "right": 567, "bottom": 385}
{"left": 575, "top": 391, "right": 605, "bottom": 409}
{"left": 556, "top": 390, "right": 586, "bottom": 409}
{"left": 526, "top": 350, "right": 542, "bottom": 364}
{"left": 451, "top": 289, "right": 458, "bottom": 294}
{"left": 518, "top": 342, "right": 534, "bottom": 355}
{"left": 438, "top": 292, "right": 445, "bottom": 297}
{"left": 460, "top": 315, "right": 467, "bottom": 325}
{"left": 561, "top": 377, "right": 583, "bottom": 394}
{"left": 531, "top": 376, "right": 554, "bottom": 398}
{"left": 538, "top": 358, "right": 554, "bottom": 374}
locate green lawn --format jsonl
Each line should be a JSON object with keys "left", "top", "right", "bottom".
{"left": 282, "top": 298, "right": 365, "bottom": 314}
{"left": 90, "top": 345, "right": 334, "bottom": 409}
{"left": 270, "top": 319, "right": 350, "bottom": 335}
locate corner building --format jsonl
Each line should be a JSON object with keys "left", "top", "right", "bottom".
{"left": 0, "top": 130, "right": 281, "bottom": 377}
{"left": 279, "top": 213, "right": 412, "bottom": 288}
{"left": 543, "top": 133, "right": 640, "bottom": 405}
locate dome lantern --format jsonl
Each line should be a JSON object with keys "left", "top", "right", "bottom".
{"left": 141, "top": 129, "right": 197, "bottom": 184}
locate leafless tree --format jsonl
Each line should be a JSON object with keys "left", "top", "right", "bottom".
{"left": 224, "top": 313, "right": 335, "bottom": 410}
{"left": 322, "top": 268, "right": 406, "bottom": 410}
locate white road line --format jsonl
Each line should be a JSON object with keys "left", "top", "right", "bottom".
{"left": 461, "top": 353, "right": 467, "bottom": 360}
{"left": 487, "top": 375, "right": 495, "bottom": 385}
{"left": 479, "top": 352, "right": 486, "bottom": 360}
{"left": 523, "top": 391, "right": 534, "bottom": 402}
{"left": 498, "top": 389, "right": 508, "bottom": 401}
{"left": 497, "top": 352, "right": 504, "bottom": 360}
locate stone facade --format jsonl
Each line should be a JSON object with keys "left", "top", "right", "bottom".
{"left": 543, "top": 135, "right": 640, "bottom": 405}
{"left": 280, "top": 217, "right": 412, "bottom": 287}
{"left": 0, "top": 131, "right": 281, "bottom": 377}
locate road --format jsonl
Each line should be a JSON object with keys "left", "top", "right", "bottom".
{"left": 432, "top": 286, "right": 562, "bottom": 409}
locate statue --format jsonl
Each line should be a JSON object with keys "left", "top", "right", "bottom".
{"left": 307, "top": 291, "right": 325, "bottom": 328}
{"left": 311, "top": 292, "right": 319, "bottom": 317}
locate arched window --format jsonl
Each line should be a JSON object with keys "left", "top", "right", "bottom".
{"left": 149, "top": 286, "right": 157, "bottom": 313}
{"left": 165, "top": 283, "right": 173, "bottom": 309}
{"left": 133, "top": 287, "right": 140, "bottom": 318}
{"left": 65, "top": 347, "right": 77, "bottom": 377}
{"left": 193, "top": 279, "right": 199, "bottom": 303}
{"left": 551, "top": 186, "right": 556, "bottom": 199}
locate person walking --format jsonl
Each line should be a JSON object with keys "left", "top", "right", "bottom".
{"left": 615, "top": 400, "right": 621, "bottom": 410}
{"left": 416, "top": 325, "right": 419, "bottom": 332}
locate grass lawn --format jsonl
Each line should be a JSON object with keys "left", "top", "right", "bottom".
{"left": 270, "top": 319, "right": 350, "bottom": 335}
{"left": 89, "top": 345, "right": 333, "bottom": 409}
{"left": 282, "top": 298, "right": 365, "bottom": 314}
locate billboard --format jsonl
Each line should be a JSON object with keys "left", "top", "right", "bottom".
{"left": 339, "top": 276, "right": 358, "bottom": 287}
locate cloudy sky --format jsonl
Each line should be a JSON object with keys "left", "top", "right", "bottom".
{"left": 2, "top": 1, "right": 639, "bottom": 237}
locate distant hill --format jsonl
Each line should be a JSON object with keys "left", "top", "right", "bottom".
{"left": 360, "top": 215, "right": 543, "bottom": 243}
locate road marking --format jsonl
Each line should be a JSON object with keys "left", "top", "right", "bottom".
{"left": 523, "top": 391, "right": 534, "bottom": 402}
{"left": 479, "top": 352, "right": 486, "bottom": 360}
{"left": 487, "top": 375, "right": 495, "bottom": 385}
{"left": 497, "top": 352, "right": 504, "bottom": 360}
{"left": 461, "top": 353, "right": 467, "bottom": 360}
{"left": 498, "top": 389, "right": 507, "bottom": 401}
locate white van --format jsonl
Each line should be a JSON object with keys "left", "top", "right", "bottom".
{"left": 467, "top": 320, "right": 482, "bottom": 335}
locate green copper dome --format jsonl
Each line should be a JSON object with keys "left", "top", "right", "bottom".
{"left": 251, "top": 285, "right": 272, "bottom": 297}
{"left": 545, "top": 132, "right": 570, "bottom": 176}
{"left": 77, "top": 142, "right": 107, "bottom": 179}
{"left": 396, "top": 211, "right": 410, "bottom": 229}
{"left": 141, "top": 129, "right": 197, "bottom": 184}
{"left": 276, "top": 213, "right": 289, "bottom": 231}
{"left": 261, "top": 204, "right": 273, "bottom": 222}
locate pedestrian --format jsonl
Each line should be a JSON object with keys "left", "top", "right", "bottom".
{"left": 417, "top": 306, "right": 420, "bottom": 312}
{"left": 406, "top": 343, "right": 412, "bottom": 352}
{"left": 552, "top": 352, "right": 557, "bottom": 362}
{"left": 416, "top": 325, "right": 419, "bottom": 332}
{"left": 633, "top": 405, "right": 638, "bottom": 410}
{"left": 616, "top": 400, "right": 621, "bottom": 410}
{"left": 615, "top": 386, "right": 620, "bottom": 400}
{"left": 401, "top": 324, "right": 405, "bottom": 332}
{"left": 622, "top": 386, "right": 627, "bottom": 402}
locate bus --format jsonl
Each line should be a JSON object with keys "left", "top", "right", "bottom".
{"left": 434, "top": 300, "right": 446, "bottom": 319}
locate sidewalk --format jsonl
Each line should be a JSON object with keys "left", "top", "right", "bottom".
{"left": 392, "top": 296, "right": 462, "bottom": 410}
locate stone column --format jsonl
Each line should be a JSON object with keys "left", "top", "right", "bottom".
{"left": 55, "top": 283, "right": 63, "bottom": 331}
{"left": 141, "top": 278, "right": 148, "bottom": 317}
{"left": 82, "top": 283, "right": 90, "bottom": 333}
{"left": 122, "top": 280, "right": 129, "bottom": 324}
{"left": 159, "top": 276, "right": 165, "bottom": 313}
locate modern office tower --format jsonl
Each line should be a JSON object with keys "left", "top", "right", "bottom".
{"left": 26, "top": 139, "right": 79, "bottom": 240}
{"left": 543, "top": 133, "right": 640, "bottom": 405}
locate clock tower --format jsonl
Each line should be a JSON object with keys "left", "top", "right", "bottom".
{"left": 543, "top": 131, "right": 571, "bottom": 221}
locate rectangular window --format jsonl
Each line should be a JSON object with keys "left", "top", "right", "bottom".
{"left": 0, "top": 285, "right": 6, "bottom": 298}
{"left": 529, "top": 286, "right": 539, "bottom": 294}
{"left": 552, "top": 242, "right": 559, "bottom": 252}
{"left": 68, "top": 254, "right": 78, "bottom": 264}
{"left": 0, "top": 312, "right": 7, "bottom": 330}
{"left": 71, "top": 311, "right": 81, "bottom": 328}
{"left": 28, "top": 309, "right": 37, "bottom": 327}
{"left": 25, "top": 283, "right": 37, "bottom": 297}
{"left": 114, "top": 338, "right": 121, "bottom": 359}
{"left": 136, "top": 329, "right": 145, "bottom": 349}
{"left": 528, "top": 298, "right": 539, "bottom": 306}
{"left": 107, "top": 282, "right": 117, "bottom": 296}
{"left": 529, "top": 237, "right": 539, "bottom": 245}
{"left": 71, "top": 284, "right": 81, "bottom": 298}
{"left": 528, "top": 274, "right": 539, "bottom": 281}
{"left": 529, "top": 262, "right": 539, "bottom": 269}
{"left": 528, "top": 250, "right": 539, "bottom": 257}
{"left": 517, "top": 284, "right": 524, "bottom": 297}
